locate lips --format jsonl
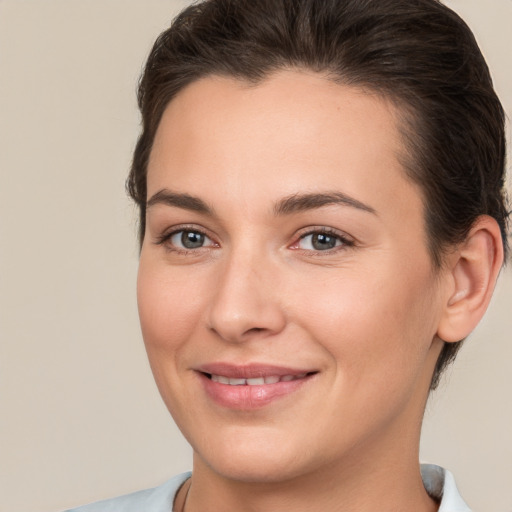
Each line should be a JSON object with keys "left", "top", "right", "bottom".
{"left": 210, "top": 373, "right": 307, "bottom": 385}
{"left": 196, "top": 363, "right": 316, "bottom": 409}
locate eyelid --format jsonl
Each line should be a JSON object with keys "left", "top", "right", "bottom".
{"left": 154, "top": 224, "right": 218, "bottom": 251}
{"left": 289, "top": 226, "right": 355, "bottom": 252}
{"left": 153, "top": 224, "right": 354, "bottom": 254}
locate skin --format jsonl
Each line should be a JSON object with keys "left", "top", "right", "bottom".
{"left": 137, "top": 70, "right": 493, "bottom": 511}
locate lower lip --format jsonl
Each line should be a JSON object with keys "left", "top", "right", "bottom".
{"left": 198, "top": 373, "right": 314, "bottom": 409}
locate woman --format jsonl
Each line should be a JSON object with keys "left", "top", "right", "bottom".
{"left": 68, "top": 0, "right": 508, "bottom": 510}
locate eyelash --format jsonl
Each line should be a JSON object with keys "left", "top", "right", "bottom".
{"left": 291, "top": 227, "right": 355, "bottom": 254}
{"left": 154, "top": 226, "right": 355, "bottom": 255}
{"left": 155, "top": 226, "right": 217, "bottom": 254}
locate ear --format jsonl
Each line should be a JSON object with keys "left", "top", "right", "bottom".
{"left": 437, "top": 215, "right": 504, "bottom": 343}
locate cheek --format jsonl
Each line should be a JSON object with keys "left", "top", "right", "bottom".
{"left": 137, "top": 257, "right": 207, "bottom": 356}
{"left": 292, "top": 262, "right": 439, "bottom": 382}
{"left": 136, "top": 257, "right": 213, "bottom": 422}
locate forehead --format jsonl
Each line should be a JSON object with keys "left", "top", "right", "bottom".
{"left": 151, "top": 70, "right": 403, "bottom": 162}
{"left": 147, "top": 70, "right": 423, "bottom": 227}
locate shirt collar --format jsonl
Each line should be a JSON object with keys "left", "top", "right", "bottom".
{"left": 421, "top": 464, "right": 472, "bottom": 511}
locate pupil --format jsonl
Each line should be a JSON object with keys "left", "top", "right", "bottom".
{"left": 182, "top": 231, "right": 204, "bottom": 249}
{"left": 312, "top": 233, "right": 336, "bottom": 250}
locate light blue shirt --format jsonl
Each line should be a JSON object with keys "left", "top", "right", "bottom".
{"left": 65, "top": 464, "right": 471, "bottom": 511}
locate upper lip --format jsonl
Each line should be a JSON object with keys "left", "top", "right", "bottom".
{"left": 196, "top": 363, "right": 316, "bottom": 379}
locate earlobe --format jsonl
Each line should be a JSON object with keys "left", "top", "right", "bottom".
{"left": 437, "top": 215, "right": 504, "bottom": 343}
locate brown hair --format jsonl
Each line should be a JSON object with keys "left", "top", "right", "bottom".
{"left": 128, "top": 0, "right": 509, "bottom": 389}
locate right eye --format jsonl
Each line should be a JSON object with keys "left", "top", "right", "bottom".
{"left": 172, "top": 230, "right": 206, "bottom": 249}
{"left": 156, "top": 228, "right": 217, "bottom": 252}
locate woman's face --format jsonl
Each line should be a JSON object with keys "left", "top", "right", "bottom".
{"left": 138, "top": 70, "right": 447, "bottom": 483}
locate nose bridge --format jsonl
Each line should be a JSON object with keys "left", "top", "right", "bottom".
{"left": 206, "top": 241, "right": 285, "bottom": 342}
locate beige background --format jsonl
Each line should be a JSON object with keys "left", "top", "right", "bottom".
{"left": 0, "top": 1, "right": 510, "bottom": 511}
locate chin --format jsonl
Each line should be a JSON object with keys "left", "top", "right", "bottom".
{"left": 200, "top": 455, "right": 309, "bottom": 484}
{"left": 191, "top": 425, "right": 318, "bottom": 484}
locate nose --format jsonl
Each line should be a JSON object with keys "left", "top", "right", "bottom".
{"left": 206, "top": 249, "right": 287, "bottom": 343}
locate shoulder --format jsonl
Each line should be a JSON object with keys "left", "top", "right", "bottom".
{"left": 64, "top": 472, "right": 191, "bottom": 512}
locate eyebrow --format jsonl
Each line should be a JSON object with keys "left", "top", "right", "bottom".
{"left": 146, "top": 189, "right": 214, "bottom": 215}
{"left": 146, "top": 189, "right": 377, "bottom": 217}
{"left": 274, "top": 192, "right": 377, "bottom": 216}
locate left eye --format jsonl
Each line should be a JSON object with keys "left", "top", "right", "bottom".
{"left": 297, "top": 232, "right": 346, "bottom": 251}
{"left": 169, "top": 230, "right": 214, "bottom": 249}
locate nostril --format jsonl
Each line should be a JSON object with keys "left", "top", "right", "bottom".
{"left": 206, "top": 294, "right": 287, "bottom": 343}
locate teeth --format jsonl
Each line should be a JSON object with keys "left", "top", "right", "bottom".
{"left": 211, "top": 375, "right": 230, "bottom": 384}
{"left": 228, "top": 378, "right": 246, "bottom": 385}
{"left": 246, "top": 377, "right": 265, "bottom": 385}
{"left": 210, "top": 373, "right": 308, "bottom": 385}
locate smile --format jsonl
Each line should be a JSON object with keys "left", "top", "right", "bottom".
{"left": 197, "top": 365, "right": 317, "bottom": 409}
{"left": 209, "top": 373, "right": 308, "bottom": 385}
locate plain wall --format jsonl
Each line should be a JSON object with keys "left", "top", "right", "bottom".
{"left": 0, "top": 1, "right": 510, "bottom": 511}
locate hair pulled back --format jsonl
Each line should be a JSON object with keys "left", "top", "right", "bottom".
{"left": 128, "top": 0, "right": 509, "bottom": 389}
